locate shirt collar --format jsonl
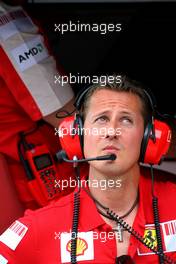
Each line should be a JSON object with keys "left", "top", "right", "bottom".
{"left": 78, "top": 168, "right": 152, "bottom": 233}
{"left": 78, "top": 187, "right": 109, "bottom": 231}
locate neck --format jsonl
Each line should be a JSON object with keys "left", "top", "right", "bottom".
{"left": 88, "top": 164, "right": 140, "bottom": 216}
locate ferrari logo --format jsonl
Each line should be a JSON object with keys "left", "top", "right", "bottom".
{"left": 143, "top": 227, "right": 157, "bottom": 249}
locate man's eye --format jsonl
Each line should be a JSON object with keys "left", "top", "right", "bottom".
{"left": 95, "top": 116, "right": 108, "bottom": 123}
{"left": 121, "top": 116, "right": 133, "bottom": 124}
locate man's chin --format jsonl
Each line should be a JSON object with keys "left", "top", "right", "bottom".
{"left": 95, "top": 164, "right": 120, "bottom": 177}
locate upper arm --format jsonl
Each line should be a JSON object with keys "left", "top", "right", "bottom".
{"left": 0, "top": 5, "right": 74, "bottom": 122}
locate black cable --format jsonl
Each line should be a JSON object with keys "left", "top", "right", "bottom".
{"left": 71, "top": 166, "right": 81, "bottom": 264}
{"left": 18, "top": 141, "right": 34, "bottom": 181}
{"left": 150, "top": 165, "right": 165, "bottom": 264}
{"left": 56, "top": 109, "right": 76, "bottom": 119}
{"left": 152, "top": 197, "right": 165, "bottom": 264}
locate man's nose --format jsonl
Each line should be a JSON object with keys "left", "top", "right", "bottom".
{"left": 105, "top": 120, "right": 120, "bottom": 139}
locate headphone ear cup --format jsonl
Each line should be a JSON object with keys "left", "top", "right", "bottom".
{"left": 141, "top": 119, "right": 172, "bottom": 164}
{"left": 140, "top": 122, "right": 152, "bottom": 163}
{"left": 58, "top": 115, "right": 84, "bottom": 160}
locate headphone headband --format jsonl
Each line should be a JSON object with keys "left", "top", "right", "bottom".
{"left": 74, "top": 86, "right": 92, "bottom": 111}
{"left": 74, "top": 82, "right": 157, "bottom": 116}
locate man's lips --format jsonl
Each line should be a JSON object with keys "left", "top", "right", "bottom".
{"left": 103, "top": 146, "right": 119, "bottom": 151}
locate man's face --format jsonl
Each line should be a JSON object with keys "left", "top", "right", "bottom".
{"left": 83, "top": 89, "right": 144, "bottom": 177}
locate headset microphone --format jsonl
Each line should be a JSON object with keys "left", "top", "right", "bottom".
{"left": 56, "top": 150, "right": 116, "bottom": 163}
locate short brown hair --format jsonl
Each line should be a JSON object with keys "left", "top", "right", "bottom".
{"left": 80, "top": 75, "right": 153, "bottom": 128}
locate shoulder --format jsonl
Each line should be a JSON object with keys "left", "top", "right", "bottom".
{"left": 140, "top": 165, "right": 176, "bottom": 189}
{"left": 140, "top": 166, "right": 176, "bottom": 217}
{"left": 0, "top": 192, "right": 74, "bottom": 260}
{"left": 1, "top": 191, "right": 75, "bottom": 237}
{"left": 0, "top": 192, "right": 74, "bottom": 259}
{"left": 25, "top": 191, "right": 74, "bottom": 223}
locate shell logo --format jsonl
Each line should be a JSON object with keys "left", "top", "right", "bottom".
{"left": 66, "top": 237, "right": 88, "bottom": 256}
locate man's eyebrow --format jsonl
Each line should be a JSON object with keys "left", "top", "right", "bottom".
{"left": 90, "top": 110, "right": 134, "bottom": 120}
{"left": 91, "top": 110, "right": 110, "bottom": 119}
{"left": 119, "top": 110, "right": 134, "bottom": 116}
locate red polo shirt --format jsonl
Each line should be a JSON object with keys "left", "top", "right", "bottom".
{"left": 0, "top": 167, "right": 176, "bottom": 263}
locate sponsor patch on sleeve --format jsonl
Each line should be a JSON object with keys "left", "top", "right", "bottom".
{"left": 10, "top": 36, "right": 49, "bottom": 72}
{"left": 0, "top": 255, "right": 8, "bottom": 264}
{"left": 0, "top": 221, "right": 28, "bottom": 250}
{"left": 161, "top": 219, "right": 176, "bottom": 252}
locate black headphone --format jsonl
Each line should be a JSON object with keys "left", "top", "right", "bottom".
{"left": 59, "top": 80, "right": 171, "bottom": 165}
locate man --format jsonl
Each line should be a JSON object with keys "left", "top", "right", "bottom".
{"left": 0, "top": 76, "right": 176, "bottom": 263}
{"left": 0, "top": 0, "right": 75, "bottom": 223}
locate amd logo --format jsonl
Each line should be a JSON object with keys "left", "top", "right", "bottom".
{"left": 19, "top": 43, "right": 44, "bottom": 63}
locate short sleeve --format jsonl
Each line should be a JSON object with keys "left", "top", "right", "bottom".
{"left": 0, "top": 210, "right": 38, "bottom": 264}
